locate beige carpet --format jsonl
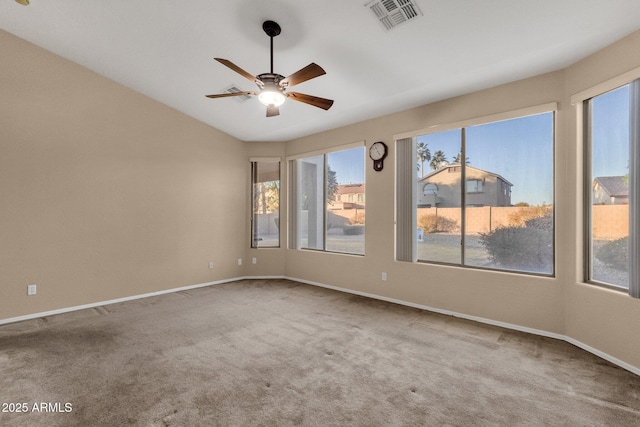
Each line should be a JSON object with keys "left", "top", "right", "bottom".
{"left": 1, "top": 278, "right": 639, "bottom": 426}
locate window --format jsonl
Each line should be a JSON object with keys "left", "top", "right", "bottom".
{"left": 584, "top": 82, "right": 638, "bottom": 295}
{"left": 400, "top": 110, "right": 555, "bottom": 275}
{"left": 423, "top": 184, "right": 438, "bottom": 196}
{"left": 251, "top": 160, "right": 280, "bottom": 248}
{"left": 466, "top": 179, "right": 484, "bottom": 193}
{"left": 290, "top": 145, "right": 365, "bottom": 255}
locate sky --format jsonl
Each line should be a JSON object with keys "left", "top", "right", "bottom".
{"left": 327, "top": 147, "right": 365, "bottom": 185}
{"left": 592, "top": 84, "right": 629, "bottom": 179}
{"left": 417, "top": 112, "right": 554, "bottom": 206}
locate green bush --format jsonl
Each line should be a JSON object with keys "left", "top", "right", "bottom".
{"left": 524, "top": 215, "right": 553, "bottom": 230}
{"left": 343, "top": 225, "right": 364, "bottom": 235}
{"left": 480, "top": 226, "right": 553, "bottom": 271}
{"left": 595, "top": 236, "right": 628, "bottom": 270}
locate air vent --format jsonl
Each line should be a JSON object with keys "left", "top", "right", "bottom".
{"left": 366, "top": 0, "right": 422, "bottom": 31}
{"left": 222, "top": 85, "right": 252, "bottom": 102}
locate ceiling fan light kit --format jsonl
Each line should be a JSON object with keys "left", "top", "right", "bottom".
{"left": 258, "top": 85, "right": 285, "bottom": 107}
{"left": 206, "top": 20, "right": 333, "bottom": 117}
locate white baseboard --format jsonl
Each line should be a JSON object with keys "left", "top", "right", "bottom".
{"left": 2, "top": 274, "right": 638, "bottom": 377}
{"left": 0, "top": 276, "right": 250, "bottom": 326}
{"left": 286, "top": 276, "right": 640, "bottom": 377}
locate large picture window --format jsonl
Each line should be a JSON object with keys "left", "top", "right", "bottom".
{"left": 251, "top": 160, "right": 280, "bottom": 248}
{"left": 585, "top": 82, "right": 636, "bottom": 293}
{"left": 403, "top": 110, "right": 555, "bottom": 275}
{"left": 290, "top": 145, "right": 365, "bottom": 255}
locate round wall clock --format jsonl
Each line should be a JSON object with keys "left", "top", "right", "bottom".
{"left": 369, "top": 141, "right": 388, "bottom": 171}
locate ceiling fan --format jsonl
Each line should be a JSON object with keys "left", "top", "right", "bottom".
{"left": 206, "top": 20, "right": 334, "bottom": 117}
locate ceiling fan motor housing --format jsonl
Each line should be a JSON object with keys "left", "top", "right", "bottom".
{"left": 257, "top": 73, "right": 285, "bottom": 86}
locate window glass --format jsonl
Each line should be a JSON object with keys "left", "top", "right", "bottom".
{"left": 416, "top": 129, "right": 462, "bottom": 264}
{"left": 327, "top": 147, "right": 365, "bottom": 254}
{"left": 294, "top": 146, "right": 365, "bottom": 255}
{"left": 466, "top": 180, "right": 483, "bottom": 193}
{"left": 588, "top": 85, "right": 630, "bottom": 289}
{"left": 251, "top": 161, "right": 280, "bottom": 248}
{"left": 465, "top": 113, "right": 554, "bottom": 274}
{"left": 296, "top": 154, "right": 325, "bottom": 250}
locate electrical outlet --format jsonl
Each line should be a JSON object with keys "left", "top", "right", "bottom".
{"left": 238, "top": 258, "right": 243, "bottom": 266}
{"left": 27, "top": 284, "right": 37, "bottom": 295}
{"left": 252, "top": 257, "right": 257, "bottom": 264}
{"left": 208, "top": 262, "right": 214, "bottom": 270}
{"left": 381, "top": 272, "right": 387, "bottom": 281}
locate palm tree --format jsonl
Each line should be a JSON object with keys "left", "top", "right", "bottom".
{"left": 430, "top": 150, "right": 448, "bottom": 170}
{"left": 416, "top": 142, "right": 431, "bottom": 177}
{"left": 453, "top": 152, "right": 470, "bottom": 164}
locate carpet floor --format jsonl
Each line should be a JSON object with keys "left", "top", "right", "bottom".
{"left": 1, "top": 278, "right": 639, "bottom": 426}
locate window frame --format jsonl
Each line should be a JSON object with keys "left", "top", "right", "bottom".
{"left": 466, "top": 179, "right": 484, "bottom": 194}
{"left": 395, "top": 103, "right": 557, "bottom": 277}
{"left": 287, "top": 141, "right": 366, "bottom": 256}
{"left": 582, "top": 81, "right": 638, "bottom": 294}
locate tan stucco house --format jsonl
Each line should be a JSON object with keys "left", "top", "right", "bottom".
{"left": 417, "top": 164, "right": 513, "bottom": 208}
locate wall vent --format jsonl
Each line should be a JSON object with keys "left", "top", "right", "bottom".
{"left": 365, "top": 0, "right": 422, "bottom": 31}
{"left": 222, "top": 85, "right": 252, "bottom": 102}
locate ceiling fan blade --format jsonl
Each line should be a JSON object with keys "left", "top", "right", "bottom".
{"left": 286, "top": 92, "right": 334, "bottom": 110}
{"left": 266, "top": 105, "right": 280, "bottom": 117}
{"left": 205, "top": 91, "right": 256, "bottom": 99}
{"left": 279, "top": 63, "right": 326, "bottom": 88}
{"left": 214, "top": 58, "right": 262, "bottom": 86}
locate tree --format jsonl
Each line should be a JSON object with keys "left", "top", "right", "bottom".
{"left": 453, "top": 152, "right": 470, "bottom": 164}
{"left": 263, "top": 181, "right": 280, "bottom": 212}
{"left": 416, "top": 142, "right": 431, "bottom": 177}
{"left": 254, "top": 181, "right": 279, "bottom": 214}
{"left": 326, "top": 166, "right": 338, "bottom": 205}
{"left": 430, "top": 150, "right": 448, "bottom": 170}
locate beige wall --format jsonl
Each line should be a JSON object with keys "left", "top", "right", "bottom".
{"left": 3, "top": 25, "right": 640, "bottom": 373}
{"left": 1, "top": 30, "right": 248, "bottom": 319}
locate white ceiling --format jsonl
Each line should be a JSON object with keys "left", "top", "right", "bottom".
{"left": 2, "top": 0, "right": 640, "bottom": 142}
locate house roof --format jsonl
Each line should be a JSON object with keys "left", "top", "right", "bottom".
{"left": 2, "top": 2, "right": 639, "bottom": 142}
{"left": 418, "top": 163, "right": 514, "bottom": 187}
{"left": 594, "top": 176, "right": 629, "bottom": 197}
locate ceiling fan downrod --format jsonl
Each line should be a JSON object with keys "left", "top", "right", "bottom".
{"left": 262, "top": 20, "right": 281, "bottom": 74}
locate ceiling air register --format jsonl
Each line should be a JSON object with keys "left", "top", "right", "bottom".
{"left": 366, "top": 0, "right": 423, "bottom": 31}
